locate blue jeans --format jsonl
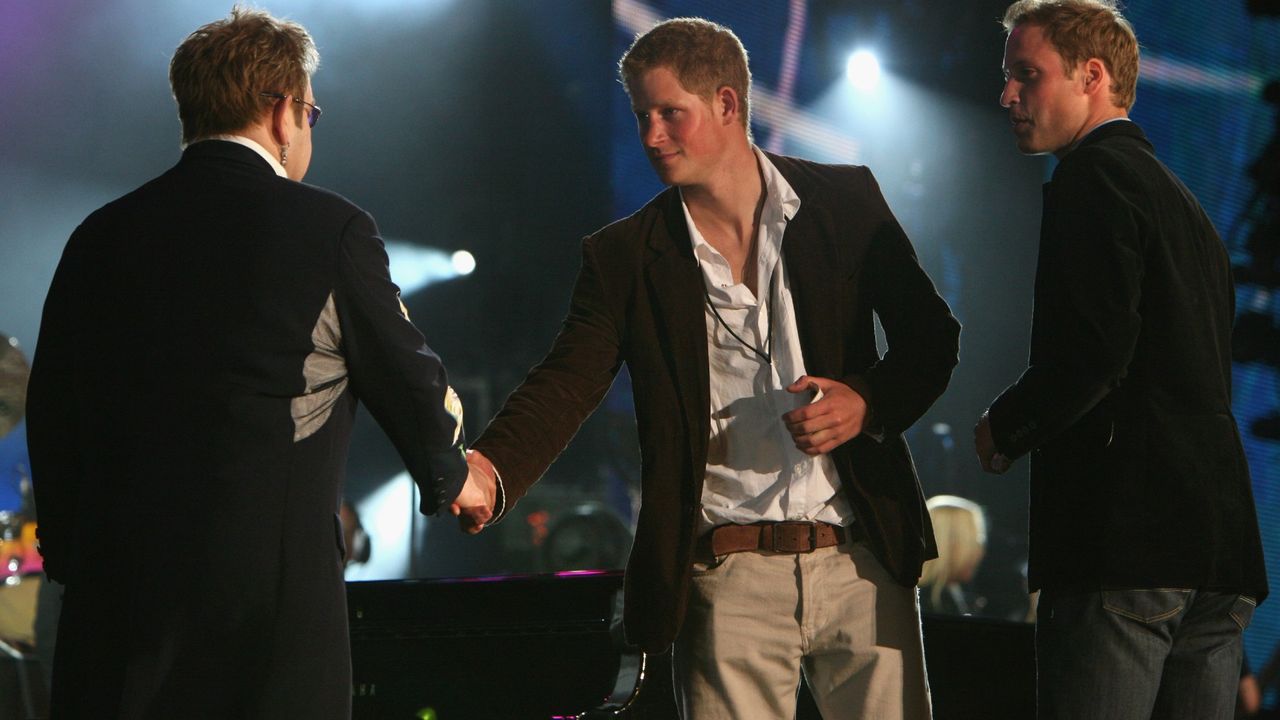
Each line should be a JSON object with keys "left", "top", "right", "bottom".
{"left": 1035, "top": 588, "right": 1255, "bottom": 720}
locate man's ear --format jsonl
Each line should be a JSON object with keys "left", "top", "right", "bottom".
{"left": 715, "top": 85, "right": 740, "bottom": 126}
{"left": 269, "top": 95, "right": 294, "bottom": 147}
{"left": 1081, "top": 58, "right": 1108, "bottom": 96}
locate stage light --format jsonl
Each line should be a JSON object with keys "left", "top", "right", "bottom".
{"left": 343, "top": 472, "right": 415, "bottom": 581}
{"left": 450, "top": 250, "right": 476, "bottom": 276}
{"left": 320, "top": 0, "right": 457, "bottom": 22}
{"left": 846, "top": 50, "right": 881, "bottom": 92}
{"left": 384, "top": 240, "right": 473, "bottom": 295}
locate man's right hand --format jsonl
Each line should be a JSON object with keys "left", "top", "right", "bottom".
{"left": 451, "top": 461, "right": 496, "bottom": 534}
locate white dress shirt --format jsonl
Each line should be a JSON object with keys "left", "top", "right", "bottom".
{"left": 687, "top": 148, "right": 855, "bottom": 534}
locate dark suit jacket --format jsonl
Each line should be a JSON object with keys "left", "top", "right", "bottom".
{"left": 988, "top": 121, "right": 1268, "bottom": 602}
{"left": 474, "top": 152, "right": 961, "bottom": 652}
{"left": 26, "top": 140, "right": 468, "bottom": 719}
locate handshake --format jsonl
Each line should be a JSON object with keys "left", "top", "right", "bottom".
{"left": 449, "top": 449, "right": 500, "bottom": 535}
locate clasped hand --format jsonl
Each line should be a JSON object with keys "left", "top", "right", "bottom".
{"left": 782, "top": 375, "right": 868, "bottom": 455}
{"left": 450, "top": 459, "right": 496, "bottom": 534}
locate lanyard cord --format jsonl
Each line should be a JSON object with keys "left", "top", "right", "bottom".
{"left": 704, "top": 268, "right": 777, "bottom": 366}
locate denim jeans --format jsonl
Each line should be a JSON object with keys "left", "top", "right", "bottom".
{"left": 1036, "top": 588, "right": 1255, "bottom": 720}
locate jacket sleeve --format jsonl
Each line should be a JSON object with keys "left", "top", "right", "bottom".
{"left": 333, "top": 210, "right": 467, "bottom": 514}
{"left": 987, "top": 149, "right": 1144, "bottom": 459}
{"left": 839, "top": 167, "right": 961, "bottom": 436}
{"left": 26, "top": 225, "right": 94, "bottom": 584}
{"left": 471, "top": 234, "right": 624, "bottom": 521}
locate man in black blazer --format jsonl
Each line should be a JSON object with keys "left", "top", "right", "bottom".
{"left": 466, "top": 18, "right": 958, "bottom": 719}
{"left": 26, "top": 8, "right": 493, "bottom": 718}
{"left": 976, "top": 1, "right": 1268, "bottom": 717}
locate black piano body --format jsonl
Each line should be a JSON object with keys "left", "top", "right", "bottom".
{"left": 348, "top": 571, "right": 1034, "bottom": 719}
{"left": 348, "top": 570, "right": 663, "bottom": 719}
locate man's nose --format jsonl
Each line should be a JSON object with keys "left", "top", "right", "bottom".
{"left": 642, "top": 120, "right": 664, "bottom": 146}
{"left": 1000, "top": 81, "right": 1017, "bottom": 109}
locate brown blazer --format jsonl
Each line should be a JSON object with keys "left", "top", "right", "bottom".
{"left": 474, "top": 152, "right": 961, "bottom": 652}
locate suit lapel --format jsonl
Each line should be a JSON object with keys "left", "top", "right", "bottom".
{"left": 774, "top": 159, "right": 843, "bottom": 379}
{"left": 645, "top": 190, "right": 710, "bottom": 441}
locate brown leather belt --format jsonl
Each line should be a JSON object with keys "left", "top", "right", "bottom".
{"left": 696, "top": 521, "right": 857, "bottom": 562}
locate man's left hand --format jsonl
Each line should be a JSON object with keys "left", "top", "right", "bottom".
{"left": 783, "top": 375, "right": 868, "bottom": 455}
{"left": 974, "top": 412, "right": 1012, "bottom": 474}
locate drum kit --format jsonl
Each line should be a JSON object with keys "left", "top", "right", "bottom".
{"left": 0, "top": 332, "right": 42, "bottom": 714}
{"left": 0, "top": 511, "right": 38, "bottom": 585}
{"left": 0, "top": 333, "right": 39, "bottom": 586}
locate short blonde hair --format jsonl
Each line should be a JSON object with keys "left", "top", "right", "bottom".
{"left": 1002, "top": 0, "right": 1139, "bottom": 110}
{"left": 920, "top": 495, "right": 988, "bottom": 608}
{"left": 619, "top": 17, "right": 752, "bottom": 132}
{"left": 169, "top": 5, "right": 319, "bottom": 145}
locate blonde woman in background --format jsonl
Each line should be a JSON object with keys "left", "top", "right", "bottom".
{"left": 920, "top": 495, "right": 987, "bottom": 616}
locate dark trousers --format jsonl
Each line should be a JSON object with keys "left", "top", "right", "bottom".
{"left": 1036, "top": 588, "right": 1254, "bottom": 720}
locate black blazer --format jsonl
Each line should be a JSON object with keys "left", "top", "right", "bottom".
{"left": 988, "top": 121, "right": 1268, "bottom": 602}
{"left": 27, "top": 141, "right": 468, "bottom": 718}
{"left": 474, "top": 152, "right": 961, "bottom": 652}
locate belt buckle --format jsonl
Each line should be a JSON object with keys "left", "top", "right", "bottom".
{"left": 772, "top": 521, "right": 818, "bottom": 553}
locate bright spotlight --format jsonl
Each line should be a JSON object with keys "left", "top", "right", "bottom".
{"left": 451, "top": 250, "right": 476, "bottom": 276}
{"left": 846, "top": 50, "right": 881, "bottom": 91}
{"left": 384, "top": 240, "right": 472, "bottom": 294}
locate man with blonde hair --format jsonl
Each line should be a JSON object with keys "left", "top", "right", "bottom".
{"left": 468, "top": 16, "right": 959, "bottom": 719}
{"left": 27, "top": 7, "right": 493, "bottom": 717}
{"left": 975, "top": 1, "right": 1268, "bottom": 717}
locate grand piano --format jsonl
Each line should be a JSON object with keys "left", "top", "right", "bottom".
{"left": 347, "top": 571, "right": 1034, "bottom": 719}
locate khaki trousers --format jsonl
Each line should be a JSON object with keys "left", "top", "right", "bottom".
{"left": 673, "top": 540, "right": 932, "bottom": 720}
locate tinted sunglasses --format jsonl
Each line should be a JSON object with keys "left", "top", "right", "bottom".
{"left": 259, "top": 92, "right": 322, "bottom": 128}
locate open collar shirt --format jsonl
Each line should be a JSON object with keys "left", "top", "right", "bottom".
{"left": 683, "top": 147, "right": 855, "bottom": 534}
